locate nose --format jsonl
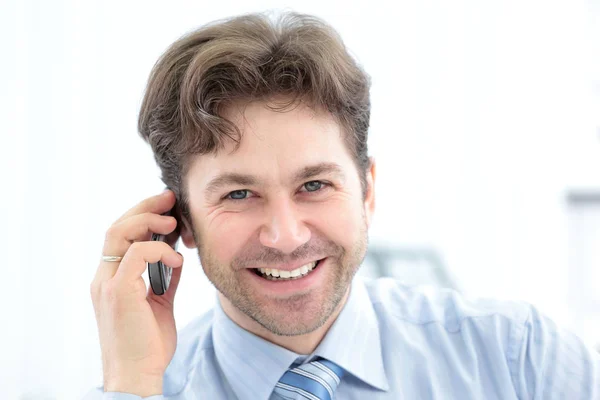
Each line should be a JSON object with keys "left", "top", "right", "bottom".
{"left": 259, "top": 195, "right": 311, "bottom": 254}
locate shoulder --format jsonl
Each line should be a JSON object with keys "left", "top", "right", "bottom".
{"left": 361, "top": 277, "right": 532, "bottom": 358}
{"left": 362, "top": 278, "right": 600, "bottom": 398}
{"left": 358, "top": 279, "right": 600, "bottom": 397}
{"left": 360, "top": 278, "right": 534, "bottom": 392}
{"left": 363, "top": 277, "right": 531, "bottom": 332}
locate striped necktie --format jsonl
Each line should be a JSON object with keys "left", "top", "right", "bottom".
{"left": 272, "top": 358, "right": 345, "bottom": 400}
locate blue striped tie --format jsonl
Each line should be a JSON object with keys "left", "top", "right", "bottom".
{"left": 272, "top": 358, "right": 345, "bottom": 400}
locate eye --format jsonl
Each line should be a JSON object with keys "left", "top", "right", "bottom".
{"left": 226, "top": 189, "right": 250, "bottom": 201}
{"left": 302, "top": 181, "right": 327, "bottom": 192}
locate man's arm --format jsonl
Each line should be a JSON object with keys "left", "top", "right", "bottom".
{"left": 84, "top": 191, "right": 184, "bottom": 399}
{"left": 509, "top": 305, "right": 600, "bottom": 399}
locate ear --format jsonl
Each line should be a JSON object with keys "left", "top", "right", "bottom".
{"left": 364, "top": 156, "right": 376, "bottom": 228}
{"left": 179, "top": 216, "right": 197, "bottom": 249}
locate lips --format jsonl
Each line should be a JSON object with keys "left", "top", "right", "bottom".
{"left": 245, "top": 257, "right": 328, "bottom": 295}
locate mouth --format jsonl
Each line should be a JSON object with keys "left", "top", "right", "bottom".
{"left": 251, "top": 258, "right": 324, "bottom": 281}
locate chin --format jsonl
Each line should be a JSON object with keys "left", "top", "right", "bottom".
{"left": 248, "top": 284, "right": 345, "bottom": 337}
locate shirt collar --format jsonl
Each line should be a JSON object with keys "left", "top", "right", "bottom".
{"left": 212, "top": 277, "right": 389, "bottom": 400}
{"left": 311, "top": 277, "right": 389, "bottom": 391}
{"left": 212, "top": 298, "right": 299, "bottom": 400}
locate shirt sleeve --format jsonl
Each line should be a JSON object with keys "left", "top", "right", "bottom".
{"left": 81, "top": 387, "right": 164, "bottom": 400}
{"left": 508, "top": 304, "right": 600, "bottom": 399}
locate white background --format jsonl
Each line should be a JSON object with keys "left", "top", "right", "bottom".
{"left": 2, "top": 0, "right": 599, "bottom": 398}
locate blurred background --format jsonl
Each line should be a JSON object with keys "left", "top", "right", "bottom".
{"left": 2, "top": 0, "right": 599, "bottom": 398}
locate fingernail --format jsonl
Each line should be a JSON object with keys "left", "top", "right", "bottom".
{"left": 177, "top": 251, "right": 184, "bottom": 259}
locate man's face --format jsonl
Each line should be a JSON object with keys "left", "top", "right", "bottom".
{"left": 181, "top": 100, "right": 375, "bottom": 336}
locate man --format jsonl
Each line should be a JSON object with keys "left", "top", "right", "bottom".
{"left": 86, "top": 11, "right": 599, "bottom": 400}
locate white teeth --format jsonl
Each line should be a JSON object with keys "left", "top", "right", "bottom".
{"left": 257, "top": 261, "right": 318, "bottom": 280}
{"left": 280, "top": 270, "right": 291, "bottom": 278}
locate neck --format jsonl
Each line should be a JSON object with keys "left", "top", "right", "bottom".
{"left": 218, "top": 287, "right": 350, "bottom": 355}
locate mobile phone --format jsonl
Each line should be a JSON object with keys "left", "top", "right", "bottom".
{"left": 147, "top": 199, "right": 182, "bottom": 295}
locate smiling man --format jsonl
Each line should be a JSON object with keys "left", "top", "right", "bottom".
{"left": 87, "top": 11, "right": 599, "bottom": 400}
{"left": 188, "top": 100, "right": 369, "bottom": 355}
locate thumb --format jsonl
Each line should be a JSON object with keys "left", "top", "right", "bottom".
{"left": 146, "top": 254, "right": 183, "bottom": 306}
{"left": 163, "top": 254, "right": 184, "bottom": 304}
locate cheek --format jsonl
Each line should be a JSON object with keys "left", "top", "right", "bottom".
{"left": 306, "top": 197, "right": 365, "bottom": 243}
{"left": 202, "top": 211, "right": 261, "bottom": 261}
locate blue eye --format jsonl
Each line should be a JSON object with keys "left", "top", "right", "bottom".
{"left": 227, "top": 190, "right": 249, "bottom": 200}
{"left": 304, "top": 181, "right": 323, "bottom": 192}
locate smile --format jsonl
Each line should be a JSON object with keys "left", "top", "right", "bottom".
{"left": 253, "top": 259, "right": 323, "bottom": 281}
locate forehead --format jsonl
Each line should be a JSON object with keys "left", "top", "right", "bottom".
{"left": 189, "top": 100, "right": 355, "bottom": 182}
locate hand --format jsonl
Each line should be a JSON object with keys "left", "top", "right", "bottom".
{"left": 90, "top": 190, "right": 184, "bottom": 396}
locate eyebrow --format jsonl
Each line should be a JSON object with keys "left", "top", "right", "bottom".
{"left": 204, "top": 162, "right": 346, "bottom": 196}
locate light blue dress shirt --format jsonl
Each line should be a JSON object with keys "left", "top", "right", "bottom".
{"left": 85, "top": 277, "right": 600, "bottom": 399}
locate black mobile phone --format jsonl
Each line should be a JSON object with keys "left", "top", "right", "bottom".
{"left": 147, "top": 199, "right": 182, "bottom": 296}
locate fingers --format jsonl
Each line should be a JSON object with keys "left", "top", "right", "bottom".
{"left": 149, "top": 256, "right": 184, "bottom": 306}
{"left": 166, "top": 261, "right": 183, "bottom": 299}
{"left": 104, "top": 212, "right": 177, "bottom": 257}
{"left": 115, "top": 190, "right": 176, "bottom": 225}
{"left": 93, "top": 190, "right": 178, "bottom": 285}
{"left": 114, "top": 241, "right": 183, "bottom": 283}
{"left": 95, "top": 215, "right": 177, "bottom": 285}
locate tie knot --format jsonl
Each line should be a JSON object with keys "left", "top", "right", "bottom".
{"left": 273, "top": 357, "right": 344, "bottom": 400}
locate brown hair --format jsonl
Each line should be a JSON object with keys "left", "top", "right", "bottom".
{"left": 138, "top": 11, "right": 371, "bottom": 223}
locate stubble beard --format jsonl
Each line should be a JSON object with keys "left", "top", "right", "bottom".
{"left": 192, "top": 218, "right": 369, "bottom": 337}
